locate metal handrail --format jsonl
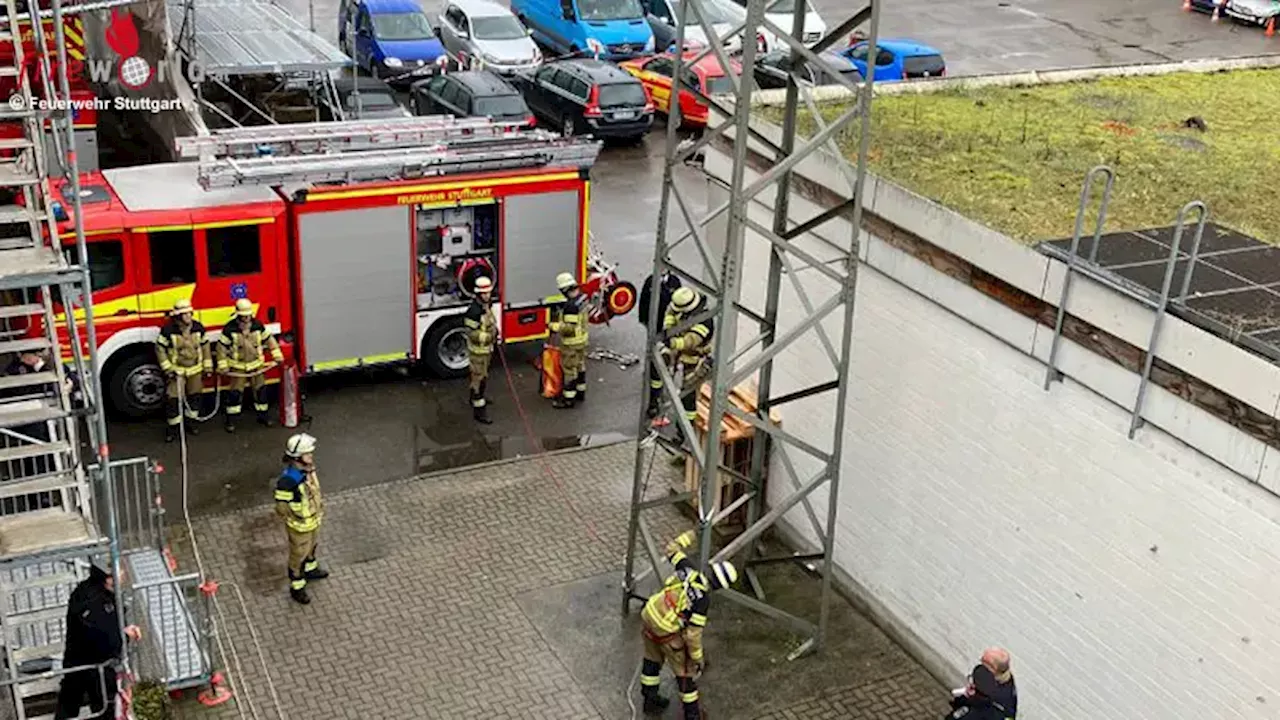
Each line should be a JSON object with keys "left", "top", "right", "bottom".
{"left": 0, "top": 659, "right": 114, "bottom": 719}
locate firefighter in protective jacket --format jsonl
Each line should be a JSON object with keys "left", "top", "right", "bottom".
{"left": 275, "top": 433, "right": 328, "bottom": 605}
{"left": 154, "top": 298, "right": 211, "bottom": 443}
{"left": 647, "top": 288, "right": 714, "bottom": 432}
{"left": 217, "top": 297, "right": 283, "bottom": 432}
{"left": 549, "top": 272, "right": 589, "bottom": 409}
{"left": 637, "top": 530, "right": 737, "bottom": 718}
{"left": 465, "top": 276, "right": 498, "bottom": 424}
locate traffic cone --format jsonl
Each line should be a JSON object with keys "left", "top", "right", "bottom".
{"left": 1267, "top": 17, "right": 1276, "bottom": 37}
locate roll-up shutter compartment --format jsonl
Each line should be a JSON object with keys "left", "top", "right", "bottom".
{"left": 501, "top": 190, "right": 582, "bottom": 308}
{"left": 297, "top": 206, "right": 414, "bottom": 372}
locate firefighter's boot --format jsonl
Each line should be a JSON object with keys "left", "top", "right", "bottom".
{"left": 645, "top": 395, "right": 660, "bottom": 419}
{"left": 304, "top": 567, "right": 329, "bottom": 581}
{"left": 473, "top": 403, "right": 492, "bottom": 424}
{"left": 642, "top": 695, "right": 670, "bottom": 715}
{"left": 224, "top": 416, "right": 236, "bottom": 433}
{"left": 165, "top": 425, "right": 177, "bottom": 443}
{"left": 185, "top": 420, "right": 200, "bottom": 437}
{"left": 257, "top": 410, "right": 274, "bottom": 427}
{"left": 290, "top": 586, "right": 310, "bottom": 605}
{"left": 552, "top": 393, "right": 575, "bottom": 409}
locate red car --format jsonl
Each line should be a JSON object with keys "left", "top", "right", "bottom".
{"left": 620, "top": 50, "right": 741, "bottom": 128}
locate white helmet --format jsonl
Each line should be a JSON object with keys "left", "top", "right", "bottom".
{"left": 474, "top": 276, "right": 493, "bottom": 294}
{"left": 556, "top": 272, "right": 577, "bottom": 292}
{"left": 285, "top": 433, "right": 316, "bottom": 458}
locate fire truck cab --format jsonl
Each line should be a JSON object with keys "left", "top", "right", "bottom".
{"left": 43, "top": 117, "right": 634, "bottom": 417}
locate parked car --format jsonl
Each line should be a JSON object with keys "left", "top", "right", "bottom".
{"left": 329, "top": 75, "right": 414, "bottom": 119}
{"left": 753, "top": 48, "right": 859, "bottom": 90}
{"left": 510, "top": 0, "right": 656, "bottom": 60}
{"left": 1224, "top": 0, "right": 1280, "bottom": 25}
{"left": 643, "top": 0, "right": 752, "bottom": 54}
{"left": 437, "top": 0, "right": 543, "bottom": 75}
{"left": 727, "top": 0, "right": 826, "bottom": 49}
{"left": 839, "top": 38, "right": 945, "bottom": 82}
{"left": 511, "top": 58, "right": 653, "bottom": 139}
{"left": 1187, "top": 0, "right": 1228, "bottom": 12}
{"left": 339, "top": 0, "right": 448, "bottom": 85}
{"left": 410, "top": 70, "right": 536, "bottom": 126}
{"left": 620, "top": 50, "right": 738, "bottom": 127}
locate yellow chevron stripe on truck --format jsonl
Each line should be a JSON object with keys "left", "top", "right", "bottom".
{"left": 55, "top": 284, "right": 254, "bottom": 328}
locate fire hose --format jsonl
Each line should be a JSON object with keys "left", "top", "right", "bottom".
{"left": 178, "top": 363, "right": 279, "bottom": 423}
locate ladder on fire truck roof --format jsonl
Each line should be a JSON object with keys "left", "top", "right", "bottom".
{"left": 0, "top": 0, "right": 119, "bottom": 717}
{"left": 180, "top": 117, "right": 604, "bottom": 189}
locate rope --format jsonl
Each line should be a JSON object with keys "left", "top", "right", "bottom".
{"left": 176, "top": 379, "right": 288, "bottom": 720}
{"left": 178, "top": 364, "right": 280, "bottom": 423}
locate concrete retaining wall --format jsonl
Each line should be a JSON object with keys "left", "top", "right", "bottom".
{"left": 700, "top": 96, "right": 1280, "bottom": 717}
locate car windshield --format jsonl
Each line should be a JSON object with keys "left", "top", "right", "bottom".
{"left": 372, "top": 12, "right": 433, "bottom": 40}
{"left": 474, "top": 95, "right": 527, "bottom": 117}
{"left": 670, "top": 0, "right": 735, "bottom": 23}
{"left": 577, "top": 0, "right": 644, "bottom": 21}
{"left": 704, "top": 73, "right": 737, "bottom": 95}
{"left": 472, "top": 15, "right": 527, "bottom": 40}
{"left": 345, "top": 90, "right": 398, "bottom": 109}
{"left": 598, "top": 82, "right": 646, "bottom": 107}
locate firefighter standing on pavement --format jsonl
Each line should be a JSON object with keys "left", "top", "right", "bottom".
{"left": 155, "top": 299, "right": 211, "bottom": 443}
{"left": 637, "top": 530, "right": 737, "bottom": 719}
{"left": 549, "top": 272, "right": 589, "bottom": 409}
{"left": 647, "top": 288, "right": 714, "bottom": 436}
{"left": 274, "top": 433, "right": 328, "bottom": 605}
{"left": 218, "top": 297, "right": 283, "bottom": 432}
{"left": 464, "top": 276, "right": 498, "bottom": 425}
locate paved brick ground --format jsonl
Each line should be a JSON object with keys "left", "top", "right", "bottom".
{"left": 168, "top": 441, "right": 944, "bottom": 719}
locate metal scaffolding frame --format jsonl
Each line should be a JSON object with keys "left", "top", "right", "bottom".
{"left": 621, "top": 0, "right": 881, "bottom": 658}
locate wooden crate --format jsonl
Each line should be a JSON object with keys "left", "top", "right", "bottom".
{"left": 678, "top": 381, "right": 782, "bottom": 530}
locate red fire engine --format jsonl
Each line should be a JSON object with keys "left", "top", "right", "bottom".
{"left": 0, "top": 11, "right": 98, "bottom": 163}
{"left": 38, "top": 117, "right": 637, "bottom": 417}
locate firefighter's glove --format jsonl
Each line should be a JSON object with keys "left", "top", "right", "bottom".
{"left": 665, "top": 530, "right": 695, "bottom": 554}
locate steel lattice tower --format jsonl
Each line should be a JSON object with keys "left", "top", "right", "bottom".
{"left": 621, "top": 0, "right": 881, "bottom": 657}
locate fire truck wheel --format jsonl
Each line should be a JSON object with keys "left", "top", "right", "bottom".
{"left": 421, "top": 316, "right": 471, "bottom": 379}
{"left": 108, "top": 351, "right": 167, "bottom": 418}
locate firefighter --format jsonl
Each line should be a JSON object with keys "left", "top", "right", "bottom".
{"left": 464, "top": 276, "right": 498, "bottom": 424}
{"left": 549, "top": 272, "right": 589, "bottom": 409}
{"left": 647, "top": 287, "right": 713, "bottom": 436}
{"left": 155, "top": 298, "right": 211, "bottom": 443}
{"left": 274, "top": 433, "right": 328, "bottom": 605}
{"left": 637, "top": 530, "right": 737, "bottom": 719}
{"left": 217, "top": 298, "right": 283, "bottom": 432}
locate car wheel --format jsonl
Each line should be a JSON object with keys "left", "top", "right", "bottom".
{"left": 108, "top": 350, "right": 167, "bottom": 418}
{"left": 421, "top": 316, "right": 470, "bottom": 379}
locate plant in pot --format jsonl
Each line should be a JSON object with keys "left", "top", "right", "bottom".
{"left": 131, "top": 679, "right": 172, "bottom": 720}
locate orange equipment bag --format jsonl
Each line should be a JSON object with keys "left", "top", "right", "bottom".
{"left": 540, "top": 345, "right": 563, "bottom": 398}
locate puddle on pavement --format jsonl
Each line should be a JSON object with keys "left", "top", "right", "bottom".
{"left": 237, "top": 511, "right": 285, "bottom": 596}
{"left": 412, "top": 431, "right": 632, "bottom": 476}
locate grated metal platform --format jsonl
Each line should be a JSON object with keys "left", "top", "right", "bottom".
{"left": 124, "top": 549, "right": 208, "bottom": 688}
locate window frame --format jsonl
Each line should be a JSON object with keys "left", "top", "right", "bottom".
{"left": 204, "top": 224, "right": 264, "bottom": 279}
{"left": 146, "top": 228, "right": 198, "bottom": 287}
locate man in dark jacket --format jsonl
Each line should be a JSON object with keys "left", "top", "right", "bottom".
{"left": 54, "top": 565, "right": 140, "bottom": 720}
{"left": 947, "top": 648, "right": 1017, "bottom": 720}
{"left": 639, "top": 271, "right": 681, "bottom": 329}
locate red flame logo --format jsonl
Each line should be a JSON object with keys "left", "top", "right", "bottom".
{"left": 104, "top": 8, "right": 139, "bottom": 57}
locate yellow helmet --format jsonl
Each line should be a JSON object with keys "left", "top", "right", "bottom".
{"left": 474, "top": 276, "right": 493, "bottom": 294}
{"left": 556, "top": 272, "right": 577, "bottom": 292}
{"left": 671, "top": 287, "right": 699, "bottom": 313}
{"left": 710, "top": 561, "right": 737, "bottom": 590}
{"left": 171, "top": 298, "right": 194, "bottom": 316}
{"left": 234, "top": 298, "right": 254, "bottom": 317}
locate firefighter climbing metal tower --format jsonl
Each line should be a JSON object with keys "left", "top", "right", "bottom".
{"left": 622, "top": 0, "right": 882, "bottom": 658}
{"left": 0, "top": 0, "right": 123, "bottom": 716}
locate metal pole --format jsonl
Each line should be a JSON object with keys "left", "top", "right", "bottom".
{"left": 49, "top": 0, "right": 121, "bottom": 649}
{"left": 1044, "top": 166, "right": 1114, "bottom": 390}
{"left": 1128, "top": 201, "right": 1207, "bottom": 439}
{"left": 622, "top": 0, "right": 694, "bottom": 613}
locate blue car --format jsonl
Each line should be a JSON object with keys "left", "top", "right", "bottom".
{"left": 339, "top": 0, "right": 448, "bottom": 85}
{"left": 838, "top": 38, "right": 946, "bottom": 82}
{"left": 510, "top": 0, "right": 655, "bottom": 61}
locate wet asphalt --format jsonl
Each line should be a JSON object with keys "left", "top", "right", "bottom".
{"left": 105, "top": 0, "right": 1276, "bottom": 515}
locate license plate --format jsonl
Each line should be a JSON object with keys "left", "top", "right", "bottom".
{"left": 612, "top": 111, "right": 636, "bottom": 120}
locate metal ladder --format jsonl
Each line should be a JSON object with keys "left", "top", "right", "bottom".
{"left": 191, "top": 132, "right": 604, "bottom": 189}
{"left": 0, "top": 0, "right": 113, "bottom": 716}
{"left": 175, "top": 115, "right": 542, "bottom": 158}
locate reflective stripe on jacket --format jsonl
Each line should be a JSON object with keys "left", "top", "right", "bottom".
{"left": 640, "top": 547, "right": 710, "bottom": 661}
{"left": 663, "top": 310, "right": 714, "bottom": 365}
{"left": 464, "top": 300, "right": 498, "bottom": 355}
{"left": 218, "top": 318, "right": 283, "bottom": 372}
{"left": 550, "top": 295, "right": 589, "bottom": 347}
{"left": 273, "top": 466, "right": 323, "bottom": 533}
{"left": 155, "top": 320, "right": 211, "bottom": 376}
